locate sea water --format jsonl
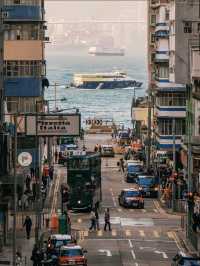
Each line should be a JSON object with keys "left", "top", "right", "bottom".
{"left": 45, "top": 50, "right": 147, "bottom": 128}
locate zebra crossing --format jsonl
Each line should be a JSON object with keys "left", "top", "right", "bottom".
{"left": 78, "top": 228, "right": 175, "bottom": 241}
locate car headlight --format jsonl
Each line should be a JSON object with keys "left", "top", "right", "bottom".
{"left": 139, "top": 187, "right": 143, "bottom": 191}
{"left": 154, "top": 187, "right": 159, "bottom": 191}
{"left": 78, "top": 200, "right": 81, "bottom": 204}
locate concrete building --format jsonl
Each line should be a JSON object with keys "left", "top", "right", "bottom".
{"left": 0, "top": 0, "right": 48, "bottom": 246}
{"left": 148, "top": 0, "right": 199, "bottom": 152}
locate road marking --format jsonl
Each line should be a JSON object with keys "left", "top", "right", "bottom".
{"left": 153, "top": 209, "right": 158, "bottom": 213}
{"left": 112, "top": 229, "right": 117, "bottom": 236}
{"left": 171, "top": 231, "right": 184, "bottom": 252}
{"left": 126, "top": 230, "right": 132, "bottom": 237}
{"left": 153, "top": 230, "right": 160, "bottom": 238}
{"left": 98, "top": 249, "right": 112, "bottom": 257}
{"left": 97, "top": 230, "right": 103, "bottom": 236}
{"left": 131, "top": 250, "right": 136, "bottom": 259}
{"left": 142, "top": 209, "right": 146, "bottom": 213}
{"left": 129, "top": 209, "right": 134, "bottom": 212}
{"left": 135, "top": 263, "right": 139, "bottom": 266}
{"left": 118, "top": 208, "right": 122, "bottom": 212}
{"left": 154, "top": 250, "right": 168, "bottom": 259}
{"left": 153, "top": 200, "right": 166, "bottom": 214}
{"left": 110, "top": 188, "right": 117, "bottom": 207}
{"left": 83, "top": 238, "right": 174, "bottom": 242}
{"left": 128, "top": 239, "right": 133, "bottom": 248}
{"left": 167, "top": 231, "right": 174, "bottom": 239}
{"left": 139, "top": 230, "right": 145, "bottom": 237}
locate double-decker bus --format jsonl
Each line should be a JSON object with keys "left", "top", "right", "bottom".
{"left": 66, "top": 152, "right": 101, "bottom": 211}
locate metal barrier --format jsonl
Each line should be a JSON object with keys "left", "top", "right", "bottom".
{"left": 174, "top": 199, "right": 187, "bottom": 213}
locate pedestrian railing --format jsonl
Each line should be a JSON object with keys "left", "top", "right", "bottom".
{"left": 174, "top": 199, "right": 187, "bottom": 213}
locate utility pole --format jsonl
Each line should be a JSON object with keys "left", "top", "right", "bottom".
{"left": 54, "top": 82, "right": 57, "bottom": 111}
{"left": 13, "top": 114, "right": 17, "bottom": 266}
{"left": 172, "top": 118, "right": 176, "bottom": 212}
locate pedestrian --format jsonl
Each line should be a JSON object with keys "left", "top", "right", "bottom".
{"left": 120, "top": 158, "right": 124, "bottom": 173}
{"left": 31, "top": 244, "right": 41, "bottom": 266}
{"left": 55, "top": 150, "right": 58, "bottom": 164}
{"left": 94, "top": 144, "right": 98, "bottom": 152}
{"left": 23, "top": 215, "right": 32, "bottom": 239}
{"left": 25, "top": 175, "right": 31, "bottom": 192}
{"left": 104, "top": 208, "right": 111, "bottom": 231}
{"left": 98, "top": 145, "right": 102, "bottom": 154}
{"left": 49, "top": 165, "right": 54, "bottom": 181}
{"left": 95, "top": 207, "right": 100, "bottom": 230}
{"left": 89, "top": 210, "right": 96, "bottom": 231}
{"left": 30, "top": 167, "right": 35, "bottom": 178}
{"left": 192, "top": 211, "right": 199, "bottom": 232}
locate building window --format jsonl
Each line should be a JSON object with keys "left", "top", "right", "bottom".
{"left": 184, "top": 22, "right": 192, "bottom": 33}
{"left": 165, "top": 9, "right": 169, "bottom": 21}
{"left": 4, "top": 60, "right": 44, "bottom": 77}
{"left": 151, "top": 15, "right": 156, "bottom": 26}
{"left": 157, "top": 92, "right": 186, "bottom": 106}
{"left": 197, "top": 23, "right": 200, "bottom": 32}
{"left": 158, "top": 66, "right": 169, "bottom": 79}
{"left": 158, "top": 119, "right": 185, "bottom": 135}
{"left": 151, "top": 33, "right": 155, "bottom": 44}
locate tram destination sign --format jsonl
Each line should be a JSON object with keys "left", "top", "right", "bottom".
{"left": 26, "top": 113, "right": 81, "bottom": 136}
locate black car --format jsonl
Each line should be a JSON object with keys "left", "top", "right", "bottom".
{"left": 172, "top": 252, "right": 200, "bottom": 265}
{"left": 137, "top": 175, "right": 158, "bottom": 198}
{"left": 125, "top": 163, "right": 144, "bottom": 183}
{"left": 118, "top": 188, "right": 144, "bottom": 208}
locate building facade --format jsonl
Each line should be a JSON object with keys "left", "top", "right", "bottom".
{"left": 149, "top": 0, "right": 200, "bottom": 153}
{"left": 0, "top": 0, "right": 48, "bottom": 246}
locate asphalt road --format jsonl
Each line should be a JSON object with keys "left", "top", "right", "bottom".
{"left": 70, "top": 134, "right": 183, "bottom": 266}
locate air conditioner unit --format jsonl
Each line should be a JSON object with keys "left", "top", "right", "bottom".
{"left": 43, "top": 25, "right": 48, "bottom": 30}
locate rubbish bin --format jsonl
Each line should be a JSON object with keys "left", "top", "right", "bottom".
{"left": 58, "top": 214, "right": 68, "bottom": 234}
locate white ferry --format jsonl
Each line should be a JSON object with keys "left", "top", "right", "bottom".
{"left": 72, "top": 71, "right": 142, "bottom": 90}
{"left": 88, "top": 46, "right": 125, "bottom": 56}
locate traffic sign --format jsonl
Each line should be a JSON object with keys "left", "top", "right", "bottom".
{"left": 18, "top": 152, "right": 32, "bottom": 167}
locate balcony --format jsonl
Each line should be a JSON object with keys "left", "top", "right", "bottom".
{"left": 150, "top": 0, "right": 160, "bottom": 8}
{"left": 155, "top": 22, "right": 169, "bottom": 32}
{"left": 4, "top": 40, "right": 43, "bottom": 60}
{"left": 155, "top": 30, "right": 169, "bottom": 38}
{"left": 155, "top": 51, "right": 169, "bottom": 62}
{"left": 155, "top": 106, "right": 186, "bottom": 118}
{"left": 155, "top": 135, "right": 182, "bottom": 150}
{"left": 2, "top": 5, "right": 43, "bottom": 22}
{"left": 4, "top": 77, "right": 43, "bottom": 97}
{"left": 192, "top": 80, "right": 200, "bottom": 100}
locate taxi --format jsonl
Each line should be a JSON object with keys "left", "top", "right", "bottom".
{"left": 58, "top": 244, "right": 87, "bottom": 266}
{"left": 118, "top": 188, "right": 144, "bottom": 209}
{"left": 47, "top": 234, "right": 74, "bottom": 255}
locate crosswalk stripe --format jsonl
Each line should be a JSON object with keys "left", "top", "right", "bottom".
{"left": 139, "top": 230, "right": 145, "bottom": 237}
{"left": 153, "top": 230, "right": 160, "bottom": 238}
{"left": 125, "top": 230, "right": 131, "bottom": 236}
{"left": 97, "top": 230, "right": 103, "bottom": 236}
{"left": 153, "top": 209, "right": 158, "bottom": 213}
{"left": 129, "top": 209, "right": 134, "bottom": 212}
{"left": 142, "top": 209, "right": 146, "bottom": 213}
{"left": 112, "top": 229, "right": 117, "bottom": 236}
{"left": 118, "top": 208, "right": 122, "bottom": 212}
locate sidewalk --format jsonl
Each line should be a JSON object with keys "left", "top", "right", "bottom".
{"left": 0, "top": 163, "right": 63, "bottom": 266}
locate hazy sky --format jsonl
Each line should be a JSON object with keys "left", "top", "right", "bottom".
{"left": 45, "top": 1, "right": 147, "bottom": 56}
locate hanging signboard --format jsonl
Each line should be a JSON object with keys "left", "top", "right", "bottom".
{"left": 26, "top": 113, "right": 81, "bottom": 136}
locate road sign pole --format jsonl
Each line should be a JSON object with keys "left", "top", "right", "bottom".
{"left": 13, "top": 114, "right": 17, "bottom": 266}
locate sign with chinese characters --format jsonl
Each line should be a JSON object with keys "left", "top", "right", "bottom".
{"left": 26, "top": 114, "right": 81, "bottom": 136}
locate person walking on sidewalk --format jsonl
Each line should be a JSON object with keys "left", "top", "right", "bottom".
{"left": 95, "top": 207, "right": 100, "bottom": 230}
{"left": 89, "top": 210, "right": 96, "bottom": 231}
{"left": 23, "top": 215, "right": 32, "bottom": 239}
{"left": 31, "top": 244, "right": 42, "bottom": 266}
{"left": 104, "top": 208, "right": 111, "bottom": 231}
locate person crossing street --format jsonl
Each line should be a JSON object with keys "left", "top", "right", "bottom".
{"left": 104, "top": 208, "right": 111, "bottom": 231}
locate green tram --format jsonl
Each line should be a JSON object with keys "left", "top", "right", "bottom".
{"left": 66, "top": 152, "right": 102, "bottom": 211}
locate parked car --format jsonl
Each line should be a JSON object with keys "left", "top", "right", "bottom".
{"left": 118, "top": 188, "right": 144, "bottom": 208}
{"left": 47, "top": 234, "right": 74, "bottom": 256}
{"left": 101, "top": 145, "right": 115, "bottom": 157}
{"left": 124, "top": 161, "right": 144, "bottom": 183}
{"left": 171, "top": 252, "right": 200, "bottom": 265}
{"left": 58, "top": 244, "right": 87, "bottom": 266}
{"left": 117, "top": 131, "right": 131, "bottom": 145}
{"left": 137, "top": 175, "right": 158, "bottom": 198}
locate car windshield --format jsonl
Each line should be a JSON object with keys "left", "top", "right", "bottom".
{"left": 120, "top": 132, "right": 129, "bottom": 138}
{"left": 182, "top": 259, "right": 200, "bottom": 265}
{"left": 54, "top": 239, "right": 71, "bottom": 247}
{"left": 128, "top": 165, "right": 143, "bottom": 173}
{"left": 103, "top": 147, "right": 113, "bottom": 151}
{"left": 137, "top": 177, "right": 154, "bottom": 186}
{"left": 61, "top": 249, "right": 83, "bottom": 257}
{"left": 124, "top": 191, "right": 140, "bottom": 197}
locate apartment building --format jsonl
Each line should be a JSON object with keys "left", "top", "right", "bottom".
{"left": 148, "top": 0, "right": 199, "bottom": 152}
{"left": 0, "top": 0, "right": 48, "bottom": 246}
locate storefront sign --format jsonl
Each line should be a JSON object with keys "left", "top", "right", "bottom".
{"left": 26, "top": 114, "right": 81, "bottom": 136}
